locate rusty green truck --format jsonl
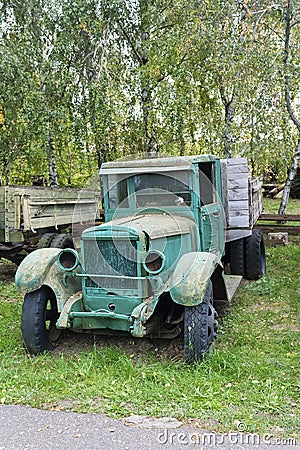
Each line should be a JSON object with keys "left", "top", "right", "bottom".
{"left": 15, "top": 155, "right": 265, "bottom": 362}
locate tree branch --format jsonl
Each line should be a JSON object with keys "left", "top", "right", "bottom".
{"left": 116, "top": 19, "right": 142, "bottom": 65}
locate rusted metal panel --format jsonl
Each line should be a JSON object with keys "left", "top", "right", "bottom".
{"left": 224, "top": 275, "right": 242, "bottom": 301}
{"left": 111, "top": 214, "right": 199, "bottom": 240}
{"left": 15, "top": 248, "right": 62, "bottom": 292}
{"left": 168, "top": 252, "right": 220, "bottom": 306}
{"left": 15, "top": 247, "right": 82, "bottom": 312}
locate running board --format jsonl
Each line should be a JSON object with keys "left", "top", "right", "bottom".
{"left": 224, "top": 275, "right": 243, "bottom": 301}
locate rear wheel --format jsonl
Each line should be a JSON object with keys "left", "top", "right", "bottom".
{"left": 229, "top": 238, "right": 245, "bottom": 276}
{"left": 21, "top": 286, "right": 64, "bottom": 354}
{"left": 50, "top": 234, "right": 75, "bottom": 249}
{"left": 36, "top": 233, "right": 58, "bottom": 249}
{"left": 184, "top": 281, "right": 217, "bottom": 363}
{"left": 245, "top": 229, "right": 266, "bottom": 280}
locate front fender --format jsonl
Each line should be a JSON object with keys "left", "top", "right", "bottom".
{"left": 15, "top": 248, "right": 81, "bottom": 312}
{"left": 168, "top": 252, "right": 220, "bottom": 306}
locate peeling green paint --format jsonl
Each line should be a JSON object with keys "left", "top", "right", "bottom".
{"left": 15, "top": 248, "right": 81, "bottom": 313}
{"left": 169, "top": 252, "right": 219, "bottom": 306}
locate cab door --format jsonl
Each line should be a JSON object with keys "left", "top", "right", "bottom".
{"left": 198, "top": 161, "right": 224, "bottom": 256}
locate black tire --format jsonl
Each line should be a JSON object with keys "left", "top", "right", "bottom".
{"left": 245, "top": 229, "right": 266, "bottom": 280}
{"left": 21, "top": 286, "right": 64, "bottom": 354}
{"left": 50, "top": 234, "right": 75, "bottom": 249}
{"left": 36, "top": 233, "right": 58, "bottom": 249}
{"left": 184, "top": 281, "right": 217, "bottom": 363}
{"left": 229, "top": 238, "right": 245, "bottom": 276}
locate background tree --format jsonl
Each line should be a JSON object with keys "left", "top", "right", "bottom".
{"left": 279, "top": 0, "right": 300, "bottom": 213}
{"left": 0, "top": 0, "right": 299, "bottom": 187}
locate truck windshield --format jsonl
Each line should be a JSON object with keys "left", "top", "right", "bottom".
{"left": 107, "top": 170, "right": 191, "bottom": 210}
{"left": 134, "top": 171, "right": 191, "bottom": 207}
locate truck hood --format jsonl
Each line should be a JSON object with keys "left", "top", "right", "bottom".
{"left": 106, "top": 214, "right": 198, "bottom": 240}
{"left": 82, "top": 214, "right": 199, "bottom": 246}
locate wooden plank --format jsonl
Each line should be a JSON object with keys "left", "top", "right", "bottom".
{"left": 29, "top": 207, "right": 99, "bottom": 219}
{"left": 255, "top": 224, "right": 300, "bottom": 234}
{"left": 227, "top": 187, "right": 249, "bottom": 201}
{"left": 220, "top": 160, "right": 229, "bottom": 225}
{"left": 227, "top": 172, "right": 249, "bottom": 180}
{"left": 227, "top": 178, "right": 249, "bottom": 189}
{"left": 250, "top": 178, "right": 262, "bottom": 193}
{"left": 22, "top": 195, "right": 31, "bottom": 231}
{"left": 0, "top": 185, "right": 101, "bottom": 234}
{"left": 226, "top": 157, "right": 248, "bottom": 166}
{"left": 258, "top": 214, "right": 300, "bottom": 221}
{"left": 14, "top": 194, "right": 21, "bottom": 229}
{"left": 228, "top": 209, "right": 249, "bottom": 217}
{"left": 228, "top": 217, "right": 250, "bottom": 227}
{"left": 30, "top": 213, "right": 98, "bottom": 229}
{"left": 226, "top": 165, "right": 248, "bottom": 174}
{"left": 228, "top": 200, "right": 249, "bottom": 210}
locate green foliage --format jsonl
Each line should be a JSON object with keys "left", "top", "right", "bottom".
{"left": 0, "top": 1, "right": 299, "bottom": 184}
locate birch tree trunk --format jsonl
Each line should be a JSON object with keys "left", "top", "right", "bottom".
{"left": 279, "top": 0, "right": 300, "bottom": 215}
{"left": 219, "top": 83, "right": 235, "bottom": 158}
{"left": 48, "top": 135, "right": 58, "bottom": 188}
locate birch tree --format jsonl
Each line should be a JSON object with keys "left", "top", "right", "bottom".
{"left": 279, "top": 0, "right": 300, "bottom": 214}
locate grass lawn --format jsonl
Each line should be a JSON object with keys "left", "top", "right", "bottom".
{"left": 0, "top": 199, "right": 299, "bottom": 439}
{"left": 262, "top": 197, "right": 300, "bottom": 215}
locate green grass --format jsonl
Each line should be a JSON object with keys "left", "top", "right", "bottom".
{"left": 0, "top": 243, "right": 299, "bottom": 439}
{"left": 262, "top": 197, "right": 300, "bottom": 215}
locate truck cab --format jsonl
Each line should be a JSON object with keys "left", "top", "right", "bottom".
{"left": 101, "top": 155, "right": 224, "bottom": 251}
{"left": 15, "top": 155, "right": 265, "bottom": 362}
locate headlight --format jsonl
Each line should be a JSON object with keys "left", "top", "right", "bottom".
{"left": 57, "top": 249, "right": 79, "bottom": 271}
{"left": 143, "top": 250, "right": 165, "bottom": 274}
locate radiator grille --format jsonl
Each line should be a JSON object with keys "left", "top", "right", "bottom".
{"left": 84, "top": 238, "right": 139, "bottom": 291}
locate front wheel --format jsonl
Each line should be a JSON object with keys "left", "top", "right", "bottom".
{"left": 21, "top": 286, "right": 64, "bottom": 354}
{"left": 184, "top": 281, "right": 218, "bottom": 363}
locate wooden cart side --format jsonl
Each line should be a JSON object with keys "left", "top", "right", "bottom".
{"left": 0, "top": 185, "right": 101, "bottom": 242}
{"left": 26, "top": 188, "right": 101, "bottom": 232}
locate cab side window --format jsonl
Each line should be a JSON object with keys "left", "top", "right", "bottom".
{"left": 199, "top": 162, "right": 216, "bottom": 206}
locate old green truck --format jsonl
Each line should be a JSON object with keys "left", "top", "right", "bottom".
{"left": 15, "top": 155, "right": 265, "bottom": 362}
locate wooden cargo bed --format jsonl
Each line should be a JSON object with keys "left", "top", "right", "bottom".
{"left": 221, "top": 158, "right": 263, "bottom": 241}
{"left": 0, "top": 185, "right": 101, "bottom": 242}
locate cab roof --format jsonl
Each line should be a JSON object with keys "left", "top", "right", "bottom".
{"left": 100, "top": 154, "right": 218, "bottom": 175}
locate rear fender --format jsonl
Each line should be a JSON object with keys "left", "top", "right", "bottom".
{"left": 15, "top": 248, "right": 81, "bottom": 312}
{"left": 168, "top": 252, "right": 220, "bottom": 306}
